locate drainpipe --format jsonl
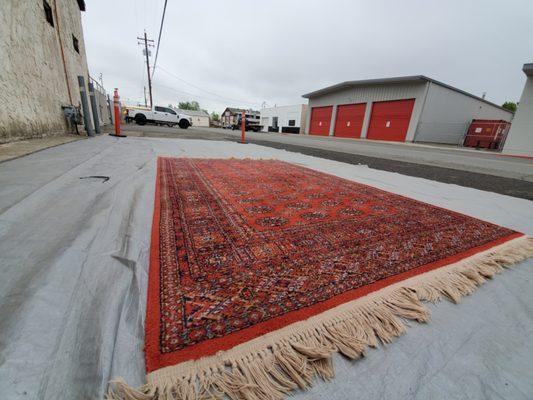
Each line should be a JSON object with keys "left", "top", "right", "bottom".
{"left": 52, "top": 0, "right": 73, "bottom": 104}
{"left": 78, "top": 76, "right": 94, "bottom": 136}
{"left": 88, "top": 81, "right": 101, "bottom": 133}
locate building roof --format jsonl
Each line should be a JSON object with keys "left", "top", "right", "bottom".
{"left": 302, "top": 75, "right": 512, "bottom": 113}
{"left": 522, "top": 63, "right": 533, "bottom": 76}
{"left": 222, "top": 107, "right": 260, "bottom": 116}
{"left": 223, "top": 107, "right": 242, "bottom": 114}
{"left": 261, "top": 104, "right": 305, "bottom": 110}
{"left": 174, "top": 108, "right": 209, "bottom": 117}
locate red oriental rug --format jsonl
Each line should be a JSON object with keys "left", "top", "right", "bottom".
{"left": 109, "top": 157, "right": 532, "bottom": 400}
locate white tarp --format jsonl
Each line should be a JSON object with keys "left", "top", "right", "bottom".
{"left": 0, "top": 136, "right": 532, "bottom": 399}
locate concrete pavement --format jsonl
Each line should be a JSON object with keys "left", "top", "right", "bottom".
{"left": 0, "top": 135, "right": 84, "bottom": 163}
{"left": 227, "top": 129, "right": 533, "bottom": 180}
{"left": 122, "top": 124, "right": 533, "bottom": 200}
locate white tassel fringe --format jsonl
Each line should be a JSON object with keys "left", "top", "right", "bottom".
{"left": 107, "top": 235, "right": 533, "bottom": 400}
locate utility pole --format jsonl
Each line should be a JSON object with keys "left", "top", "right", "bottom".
{"left": 137, "top": 32, "right": 154, "bottom": 108}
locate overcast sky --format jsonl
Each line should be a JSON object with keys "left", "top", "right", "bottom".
{"left": 82, "top": 0, "right": 533, "bottom": 114}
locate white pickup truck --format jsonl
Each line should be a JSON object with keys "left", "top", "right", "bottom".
{"left": 126, "top": 106, "right": 192, "bottom": 129}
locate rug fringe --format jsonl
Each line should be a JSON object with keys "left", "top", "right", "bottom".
{"left": 107, "top": 235, "right": 533, "bottom": 400}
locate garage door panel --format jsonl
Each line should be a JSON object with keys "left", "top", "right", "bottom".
{"left": 334, "top": 103, "right": 366, "bottom": 138}
{"left": 309, "top": 106, "right": 332, "bottom": 136}
{"left": 367, "top": 99, "right": 415, "bottom": 142}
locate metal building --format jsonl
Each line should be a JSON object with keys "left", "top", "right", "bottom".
{"left": 502, "top": 64, "right": 533, "bottom": 157}
{"left": 302, "top": 76, "right": 513, "bottom": 145}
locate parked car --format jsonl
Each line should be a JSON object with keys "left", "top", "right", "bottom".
{"left": 126, "top": 106, "right": 192, "bottom": 129}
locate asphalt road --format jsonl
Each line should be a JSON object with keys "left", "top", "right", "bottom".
{"left": 122, "top": 124, "right": 533, "bottom": 200}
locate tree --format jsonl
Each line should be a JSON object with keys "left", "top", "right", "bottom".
{"left": 502, "top": 101, "right": 517, "bottom": 112}
{"left": 178, "top": 101, "right": 201, "bottom": 111}
{"left": 210, "top": 111, "right": 220, "bottom": 122}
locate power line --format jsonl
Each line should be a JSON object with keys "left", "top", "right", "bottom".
{"left": 152, "top": 82, "right": 260, "bottom": 108}
{"left": 152, "top": 0, "right": 168, "bottom": 80}
{"left": 156, "top": 65, "right": 262, "bottom": 106}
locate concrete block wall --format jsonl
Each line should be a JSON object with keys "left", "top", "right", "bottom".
{"left": 0, "top": 0, "right": 92, "bottom": 143}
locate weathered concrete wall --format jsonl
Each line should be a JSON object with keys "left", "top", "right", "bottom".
{"left": 503, "top": 66, "right": 533, "bottom": 157}
{"left": 0, "top": 0, "right": 92, "bottom": 143}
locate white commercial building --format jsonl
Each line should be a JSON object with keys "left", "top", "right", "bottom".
{"left": 260, "top": 105, "right": 308, "bottom": 134}
{"left": 503, "top": 64, "right": 533, "bottom": 157}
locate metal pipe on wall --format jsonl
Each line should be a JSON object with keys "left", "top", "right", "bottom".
{"left": 88, "top": 81, "right": 101, "bottom": 134}
{"left": 52, "top": 0, "right": 73, "bottom": 105}
{"left": 78, "top": 76, "right": 94, "bottom": 137}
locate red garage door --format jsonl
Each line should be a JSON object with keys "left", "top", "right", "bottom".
{"left": 334, "top": 103, "right": 366, "bottom": 138}
{"left": 309, "top": 106, "right": 333, "bottom": 136}
{"left": 367, "top": 99, "right": 415, "bottom": 142}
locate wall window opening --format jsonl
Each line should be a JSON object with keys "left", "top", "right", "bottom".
{"left": 72, "top": 35, "right": 80, "bottom": 53}
{"left": 43, "top": 1, "right": 54, "bottom": 27}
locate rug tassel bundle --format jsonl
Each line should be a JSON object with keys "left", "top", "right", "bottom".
{"left": 108, "top": 236, "right": 532, "bottom": 400}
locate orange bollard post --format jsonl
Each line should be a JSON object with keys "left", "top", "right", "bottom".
{"left": 240, "top": 110, "right": 246, "bottom": 144}
{"left": 110, "top": 88, "right": 127, "bottom": 137}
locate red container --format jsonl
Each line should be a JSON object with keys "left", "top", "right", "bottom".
{"left": 463, "top": 120, "right": 511, "bottom": 150}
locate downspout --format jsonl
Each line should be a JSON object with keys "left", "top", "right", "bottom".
{"left": 52, "top": 0, "right": 73, "bottom": 104}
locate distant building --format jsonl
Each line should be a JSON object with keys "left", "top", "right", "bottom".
{"left": 260, "top": 105, "right": 308, "bottom": 134}
{"left": 0, "top": 0, "right": 104, "bottom": 143}
{"left": 221, "top": 107, "right": 240, "bottom": 127}
{"left": 174, "top": 109, "right": 210, "bottom": 127}
{"left": 503, "top": 64, "right": 533, "bottom": 157}
{"left": 302, "top": 76, "right": 513, "bottom": 144}
{"left": 221, "top": 107, "right": 260, "bottom": 127}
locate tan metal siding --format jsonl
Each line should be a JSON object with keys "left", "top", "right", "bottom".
{"left": 416, "top": 83, "right": 514, "bottom": 145}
